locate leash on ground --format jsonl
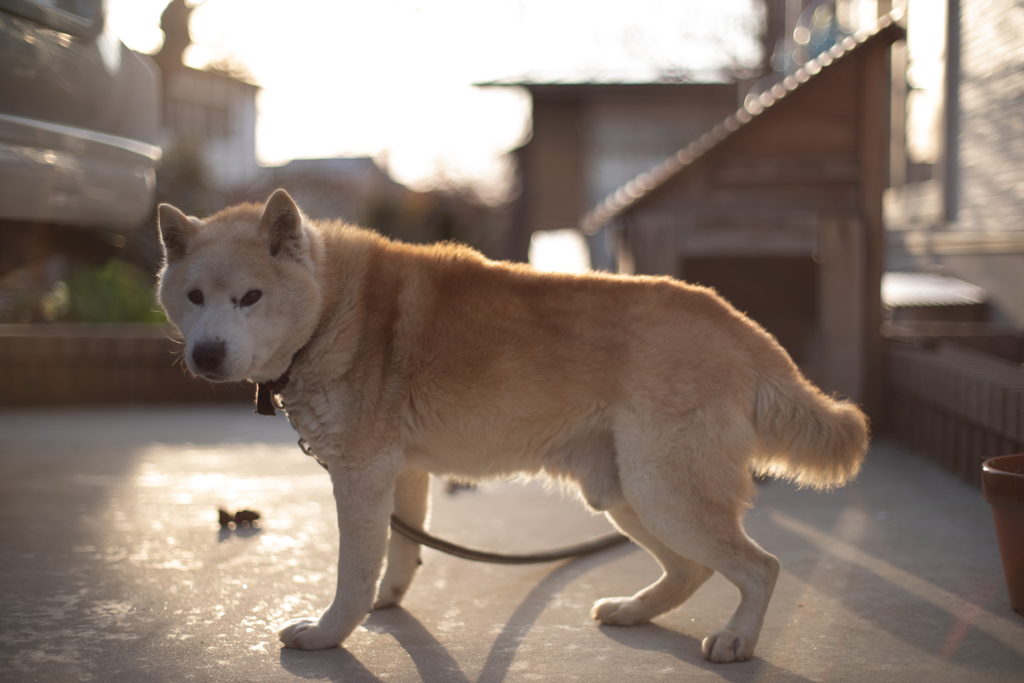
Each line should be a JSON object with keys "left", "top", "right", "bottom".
{"left": 296, "top": 436, "right": 631, "bottom": 565}
{"left": 388, "top": 513, "right": 630, "bottom": 565}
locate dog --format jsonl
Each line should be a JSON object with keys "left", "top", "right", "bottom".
{"left": 156, "top": 189, "right": 868, "bottom": 663}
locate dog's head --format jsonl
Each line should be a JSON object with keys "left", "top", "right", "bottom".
{"left": 156, "top": 189, "right": 322, "bottom": 383}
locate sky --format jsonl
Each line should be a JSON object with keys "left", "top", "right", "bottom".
{"left": 107, "top": 0, "right": 763, "bottom": 202}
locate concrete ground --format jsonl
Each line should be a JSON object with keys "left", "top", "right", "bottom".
{"left": 0, "top": 405, "right": 1022, "bottom": 683}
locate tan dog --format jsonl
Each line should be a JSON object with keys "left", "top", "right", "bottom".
{"left": 156, "top": 189, "right": 868, "bottom": 663}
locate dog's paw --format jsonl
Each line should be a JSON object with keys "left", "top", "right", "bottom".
{"left": 372, "top": 582, "right": 407, "bottom": 610}
{"left": 701, "top": 629, "right": 755, "bottom": 662}
{"left": 278, "top": 617, "right": 342, "bottom": 650}
{"left": 590, "top": 597, "right": 651, "bottom": 626}
{"left": 373, "top": 546, "right": 421, "bottom": 610}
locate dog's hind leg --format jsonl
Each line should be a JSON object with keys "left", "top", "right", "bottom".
{"left": 592, "top": 502, "right": 713, "bottom": 625}
{"left": 623, "top": 467, "right": 780, "bottom": 663}
{"left": 374, "top": 466, "right": 430, "bottom": 609}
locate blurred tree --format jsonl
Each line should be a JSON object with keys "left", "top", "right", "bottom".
{"left": 153, "top": 0, "right": 197, "bottom": 73}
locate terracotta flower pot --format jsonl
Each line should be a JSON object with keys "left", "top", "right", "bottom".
{"left": 982, "top": 453, "right": 1024, "bottom": 616}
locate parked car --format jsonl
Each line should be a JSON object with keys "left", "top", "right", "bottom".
{"left": 0, "top": 0, "right": 161, "bottom": 275}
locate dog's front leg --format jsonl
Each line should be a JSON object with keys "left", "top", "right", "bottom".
{"left": 279, "top": 459, "right": 396, "bottom": 650}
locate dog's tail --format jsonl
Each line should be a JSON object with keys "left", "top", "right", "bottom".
{"left": 750, "top": 375, "right": 869, "bottom": 490}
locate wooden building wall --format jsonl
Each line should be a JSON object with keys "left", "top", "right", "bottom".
{"left": 617, "top": 37, "right": 895, "bottom": 415}
{"left": 509, "top": 84, "right": 737, "bottom": 263}
{"left": 518, "top": 99, "right": 585, "bottom": 240}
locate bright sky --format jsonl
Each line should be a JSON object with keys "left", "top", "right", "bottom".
{"left": 108, "top": 0, "right": 762, "bottom": 202}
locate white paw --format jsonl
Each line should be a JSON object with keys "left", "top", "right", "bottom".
{"left": 278, "top": 617, "right": 343, "bottom": 650}
{"left": 373, "top": 581, "right": 407, "bottom": 610}
{"left": 701, "top": 628, "right": 755, "bottom": 662}
{"left": 591, "top": 597, "right": 651, "bottom": 626}
{"left": 373, "top": 552, "right": 421, "bottom": 610}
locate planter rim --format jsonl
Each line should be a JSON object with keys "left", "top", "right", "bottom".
{"left": 983, "top": 454, "right": 1024, "bottom": 481}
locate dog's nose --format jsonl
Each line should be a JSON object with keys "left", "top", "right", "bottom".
{"left": 192, "top": 340, "right": 226, "bottom": 373}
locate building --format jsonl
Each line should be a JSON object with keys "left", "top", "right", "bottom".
{"left": 886, "top": 0, "right": 1024, "bottom": 326}
{"left": 583, "top": 11, "right": 906, "bottom": 418}
{"left": 243, "top": 157, "right": 402, "bottom": 226}
{"left": 478, "top": 79, "right": 742, "bottom": 266}
{"left": 152, "top": 0, "right": 261, "bottom": 192}
{"left": 160, "top": 66, "right": 261, "bottom": 191}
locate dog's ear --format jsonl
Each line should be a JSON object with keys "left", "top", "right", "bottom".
{"left": 260, "top": 189, "right": 304, "bottom": 258}
{"left": 157, "top": 203, "right": 197, "bottom": 263}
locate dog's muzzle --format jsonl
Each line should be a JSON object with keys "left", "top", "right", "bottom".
{"left": 192, "top": 340, "right": 227, "bottom": 375}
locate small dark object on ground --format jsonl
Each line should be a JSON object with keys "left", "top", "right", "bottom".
{"left": 445, "top": 479, "right": 477, "bottom": 495}
{"left": 218, "top": 508, "right": 261, "bottom": 529}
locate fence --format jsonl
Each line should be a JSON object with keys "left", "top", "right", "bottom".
{"left": 882, "top": 321, "right": 1024, "bottom": 363}
{"left": 887, "top": 340, "right": 1024, "bottom": 487}
{"left": 0, "top": 324, "right": 252, "bottom": 406}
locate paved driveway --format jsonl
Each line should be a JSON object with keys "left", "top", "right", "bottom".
{"left": 1, "top": 405, "right": 1022, "bottom": 682}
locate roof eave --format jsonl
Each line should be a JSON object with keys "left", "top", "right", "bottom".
{"left": 581, "top": 9, "right": 907, "bottom": 234}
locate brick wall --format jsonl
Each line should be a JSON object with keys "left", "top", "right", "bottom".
{"left": 0, "top": 325, "right": 252, "bottom": 406}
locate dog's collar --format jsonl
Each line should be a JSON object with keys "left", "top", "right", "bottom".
{"left": 254, "top": 312, "right": 332, "bottom": 416}
{"left": 254, "top": 353, "right": 300, "bottom": 416}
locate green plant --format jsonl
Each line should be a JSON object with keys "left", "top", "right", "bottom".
{"left": 60, "top": 259, "right": 166, "bottom": 323}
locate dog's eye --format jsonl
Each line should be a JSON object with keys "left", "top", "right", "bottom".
{"left": 240, "top": 290, "right": 262, "bottom": 307}
{"left": 188, "top": 290, "right": 204, "bottom": 305}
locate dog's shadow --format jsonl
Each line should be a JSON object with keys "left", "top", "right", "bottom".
{"left": 279, "top": 608, "right": 470, "bottom": 683}
{"left": 276, "top": 546, "right": 628, "bottom": 683}
{"left": 279, "top": 541, "right": 815, "bottom": 683}
{"left": 279, "top": 645, "right": 381, "bottom": 683}
{"left": 598, "top": 623, "right": 818, "bottom": 683}
{"left": 474, "top": 538, "right": 818, "bottom": 683}
{"left": 475, "top": 542, "right": 636, "bottom": 682}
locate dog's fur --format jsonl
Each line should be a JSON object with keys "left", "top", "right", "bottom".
{"left": 156, "top": 190, "right": 868, "bottom": 663}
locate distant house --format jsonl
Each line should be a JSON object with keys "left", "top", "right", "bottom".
{"left": 235, "top": 157, "right": 504, "bottom": 252}
{"left": 160, "top": 66, "right": 261, "bottom": 191}
{"left": 477, "top": 79, "right": 742, "bottom": 266}
{"left": 583, "top": 12, "right": 906, "bottom": 418}
{"left": 885, "top": 0, "right": 1024, "bottom": 327}
{"left": 250, "top": 157, "right": 402, "bottom": 225}
{"left": 152, "top": 0, "right": 261, "bottom": 191}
